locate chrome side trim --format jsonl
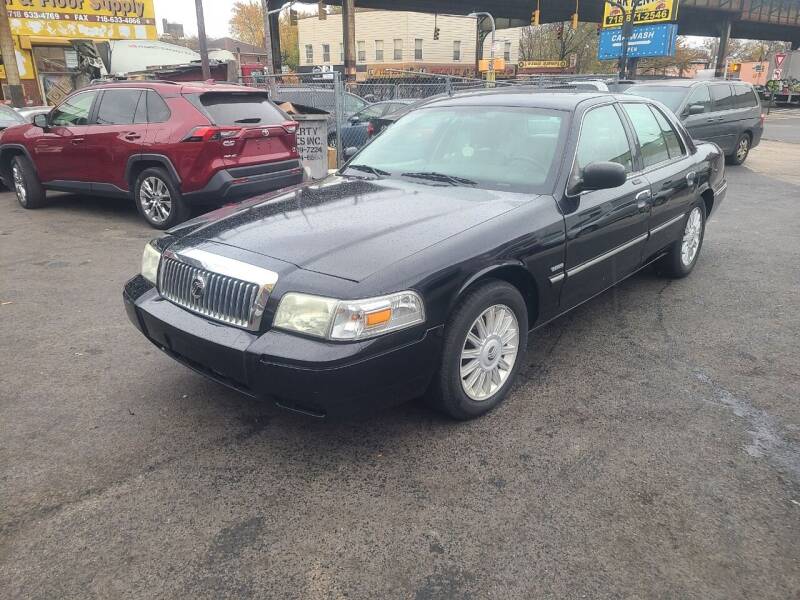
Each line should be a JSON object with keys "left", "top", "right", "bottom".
{"left": 549, "top": 273, "right": 565, "bottom": 284}
{"left": 567, "top": 233, "right": 649, "bottom": 277}
{"left": 713, "top": 181, "right": 728, "bottom": 195}
{"left": 649, "top": 212, "right": 686, "bottom": 235}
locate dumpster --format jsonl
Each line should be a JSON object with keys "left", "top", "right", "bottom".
{"left": 277, "top": 102, "right": 329, "bottom": 180}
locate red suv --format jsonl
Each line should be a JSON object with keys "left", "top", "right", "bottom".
{"left": 0, "top": 81, "right": 303, "bottom": 228}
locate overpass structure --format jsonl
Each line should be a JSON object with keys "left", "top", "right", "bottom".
{"left": 264, "top": 1, "right": 800, "bottom": 76}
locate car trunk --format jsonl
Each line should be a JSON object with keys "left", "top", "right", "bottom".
{"left": 186, "top": 90, "right": 299, "bottom": 170}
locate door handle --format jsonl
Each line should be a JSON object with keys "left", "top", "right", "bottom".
{"left": 71, "top": 138, "right": 85, "bottom": 145}
{"left": 125, "top": 133, "right": 141, "bottom": 140}
{"left": 635, "top": 189, "right": 652, "bottom": 211}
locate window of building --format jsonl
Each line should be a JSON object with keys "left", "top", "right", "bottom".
{"left": 394, "top": 39, "right": 403, "bottom": 61}
{"left": 415, "top": 38, "right": 423, "bottom": 60}
{"left": 357, "top": 40, "right": 366, "bottom": 63}
{"left": 375, "top": 40, "right": 384, "bottom": 61}
{"left": 339, "top": 42, "right": 344, "bottom": 64}
{"left": 622, "top": 103, "right": 671, "bottom": 168}
{"left": 453, "top": 40, "right": 461, "bottom": 61}
{"left": 305, "top": 44, "right": 313, "bottom": 64}
{"left": 504, "top": 41, "right": 512, "bottom": 62}
{"left": 322, "top": 43, "right": 330, "bottom": 63}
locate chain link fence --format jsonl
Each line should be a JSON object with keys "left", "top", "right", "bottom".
{"left": 243, "top": 70, "right": 622, "bottom": 170}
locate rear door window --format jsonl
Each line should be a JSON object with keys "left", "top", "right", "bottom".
{"left": 146, "top": 91, "right": 171, "bottom": 122}
{"left": 710, "top": 84, "right": 735, "bottom": 111}
{"left": 650, "top": 106, "right": 685, "bottom": 158}
{"left": 96, "top": 89, "right": 142, "bottom": 125}
{"left": 733, "top": 85, "right": 758, "bottom": 109}
{"left": 622, "top": 103, "right": 671, "bottom": 168}
{"left": 196, "top": 92, "right": 286, "bottom": 126}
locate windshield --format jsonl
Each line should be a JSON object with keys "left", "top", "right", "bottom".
{"left": 344, "top": 106, "right": 567, "bottom": 193}
{"left": 195, "top": 92, "right": 287, "bottom": 126}
{"left": 623, "top": 86, "right": 688, "bottom": 113}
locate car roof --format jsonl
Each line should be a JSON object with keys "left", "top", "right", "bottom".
{"left": 89, "top": 80, "right": 267, "bottom": 95}
{"left": 420, "top": 89, "right": 614, "bottom": 111}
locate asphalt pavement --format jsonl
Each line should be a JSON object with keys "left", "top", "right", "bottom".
{"left": 763, "top": 105, "right": 800, "bottom": 144}
{"left": 1, "top": 140, "right": 799, "bottom": 599}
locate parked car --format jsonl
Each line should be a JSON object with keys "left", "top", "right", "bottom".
{"left": 0, "top": 104, "right": 26, "bottom": 130}
{"left": 333, "top": 99, "right": 415, "bottom": 149}
{"left": 624, "top": 79, "right": 763, "bottom": 165}
{"left": 124, "top": 90, "right": 726, "bottom": 420}
{"left": 0, "top": 81, "right": 303, "bottom": 228}
{"left": 270, "top": 86, "right": 370, "bottom": 123}
{"left": 14, "top": 105, "right": 52, "bottom": 121}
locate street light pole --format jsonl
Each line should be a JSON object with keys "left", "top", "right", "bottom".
{"left": 606, "top": 0, "right": 643, "bottom": 80}
{"left": 194, "top": 0, "right": 211, "bottom": 80}
{"left": 469, "top": 12, "right": 496, "bottom": 85}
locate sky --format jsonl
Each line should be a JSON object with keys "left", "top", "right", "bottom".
{"left": 154, "top": 0, "right": 239, "bottom": 39}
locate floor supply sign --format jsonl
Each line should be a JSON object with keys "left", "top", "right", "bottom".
{"left": 598, "top": 23, "right": 678, "bottom": 60}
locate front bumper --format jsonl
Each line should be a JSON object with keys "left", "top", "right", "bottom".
{"left": 184, "top": 159, "right": 304, "bottom": 204}
{"left": 124, "top": 276, "right": 442, "bottom": 418}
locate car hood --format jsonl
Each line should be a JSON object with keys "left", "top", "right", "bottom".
{"left": 173, "top": 176, "right": 531, "bottom": 282}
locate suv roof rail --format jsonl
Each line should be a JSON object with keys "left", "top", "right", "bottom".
{"left": 89, "top": 79, "right": 181, "bottom": 86}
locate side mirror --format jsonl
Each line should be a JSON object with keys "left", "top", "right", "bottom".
{"left": 33, "top": 113, "right": 48, "bottom": 128}
{"left": 579, "top": 161, "right": 627, "bottom": 193}
{"left": 686, "top": 104, "right": 706, "bottom": 116}
{"left": 349, "top": 115, "right": 360, "bottom": 124}
{"left": 343, "top": 146, "right": 358, "bottom": 160}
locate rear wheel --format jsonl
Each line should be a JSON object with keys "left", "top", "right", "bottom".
{"left": 134, "top": 167, "right": 188, "bottom": 230}
{"left": 726, "top": 132, "right": 751, "bottom": 165}
{"left": 427, "top": 280, "right": 528, "bottom": 420}
{"left": 11, "top": 155, "right": 45, "bottom": 209}
{"left": 657, "top": 203, "right": 706, "bottom": 278}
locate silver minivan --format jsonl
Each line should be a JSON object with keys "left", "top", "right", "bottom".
{"left": 624, "top": 80, "right": 763, "bottom": 165}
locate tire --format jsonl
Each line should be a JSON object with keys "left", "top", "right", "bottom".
{"left": 133, "top": 167, "right": 188, "bottom": 230}
{"left": 11, "top": 155, "right": 45, "bottom": 209}
{"left": 427, "top": 280, "right": 529, "bottom": 420}
{"left": 657, "top": 203, "right": 706, "bottom": 279}
{"left": 726, "top": 132, "right": 751, "bottom": 165}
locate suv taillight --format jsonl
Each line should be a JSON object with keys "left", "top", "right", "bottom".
{"left": 182, "top": 126, "right": 242, "bottom": 142}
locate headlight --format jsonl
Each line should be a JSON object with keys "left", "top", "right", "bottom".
{"left": 274, "top": 291, "right": 424, "bottom": 340}
{"left": 140, "top": 240, "right": 162, "bottom": 285}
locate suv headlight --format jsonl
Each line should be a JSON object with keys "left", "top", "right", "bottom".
{"left": 140, "top": 240, "right": 162, "bottom": 285}
{"left": 274, "top": 291, "right": 424, "bottom": 340}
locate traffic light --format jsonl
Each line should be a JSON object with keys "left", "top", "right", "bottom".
{"left": 433, "top": 27, "right": 440, "bottom": 40}
{"left": 596, "top": 23, "right": 602, "bottom": 36}
{"left": 556, "top": 23, "right": 564, "bottom": 40}
{"left": 289, "top": 9, "right": 298, "bottom": 25}
{"left": 531, "top": 10, "right": 539, "bottom": 26}
{"left": 571, "top": 13, "right": 579, "bottom": 29}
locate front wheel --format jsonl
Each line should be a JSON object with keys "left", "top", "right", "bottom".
{"left": 11, "top": 155, "right": 45, "bottom": 209}
{"left": 134, "top": 167, "right": 188, "bottom": 230}
{"left": 427, "top": 280, "right": 528, "bottom": 420}
{"left": 657, "top": 203, "right": 706, "bottom": 278}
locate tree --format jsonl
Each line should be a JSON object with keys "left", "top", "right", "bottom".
{"left": 519, "top": 23, "right": 605, "bottom": 74}
{"left": 228, "top": 1, "right": 299, "bottom": 71}
{"left": 637, "top": 38, "right": 708, "bottom": 77}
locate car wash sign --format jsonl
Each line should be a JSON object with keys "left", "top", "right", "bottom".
{"left": 4, "top": 0, "right": 157, "bottom": 40}
{"left": 598, "top": 23, "right": 678, "bottom": 60}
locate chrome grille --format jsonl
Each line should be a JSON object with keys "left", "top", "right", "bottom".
{"left": 157, "top": 248, "right": 278, "bottom": 331}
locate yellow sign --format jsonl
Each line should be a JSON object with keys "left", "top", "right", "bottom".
{"left": 518, "top": 60, "right": 568, "bottom": 69}
{"left": 5, "top": 0, "right": 157, "bottom": 40}
{"left": 478, "top": 58, "right": 506, "bottom": 72}
{"left": 602, "top": 0, "right": 678, "bottom": 28}
{"left": 0, "top": 48, "right": 36, "bottom": 79}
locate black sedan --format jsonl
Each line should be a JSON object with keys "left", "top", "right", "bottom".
{"left": 124, "top": 90, "right": 726, "bottom": 420}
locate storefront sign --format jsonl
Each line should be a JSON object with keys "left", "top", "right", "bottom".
{"left": 517, "top": 60, "right": 568, "bottom": 69}
{"left": 4, "top": 0, "right": 157, "bottom": 40}
{"left": 598, "top": 23, "right": 678, "bottom": 60}
{"left": 602, "top": 0, "right": 678, "bottom": 28}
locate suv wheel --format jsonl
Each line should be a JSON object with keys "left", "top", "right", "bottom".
{"left": 427, "top": 280, "right": 528, "bottom": 420}
{"left": 11, "top": 155, "right": 45, "bottom": 209}
{"left": 134, "top": 167, "right": 188, "bottom": 229}
{"left": 727, "top": 133, "right": 751, "bottom": 165}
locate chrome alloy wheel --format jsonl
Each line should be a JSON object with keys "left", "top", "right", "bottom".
{"left": 681, "top": 207, "right": 703, "bottom": 267}
{"left": 736, "top": 136, "right": 750, "bottom": 162}
{"left": 460, "top": 304, "right": 519, "bottom": 401}
{"left": 140, "top": 176, "right": 172, "bottom": 224}
{"left": 12, "top": 163, "right": 26, "bottom": 205}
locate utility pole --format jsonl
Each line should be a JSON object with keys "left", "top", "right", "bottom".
{"left": 606, "top": 0, "right": 644, "bottom": 80}
{"left": 261, "top": 0, "right": 275, "bottom": 74}
{"left": 469, "top": 12, "right": 496, "bottom": 86}
{"left": 194, "top": 0, "right": 211, "bottom": 80}
{"left": 0, "top": 1, "right": 25, "bottom": 107}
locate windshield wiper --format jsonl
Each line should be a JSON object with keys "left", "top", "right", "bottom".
{"left": 234, "top": 117, "right": 262, "bottom": 123}
{"left": 401, "top": 171, "right": 476, "bottom": 186}
{"left": 345, "top": 164, "right": 390, "bottom": 178}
